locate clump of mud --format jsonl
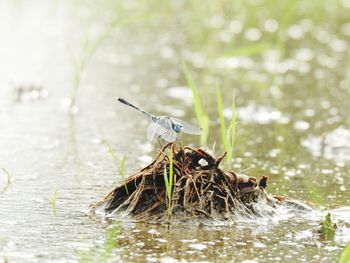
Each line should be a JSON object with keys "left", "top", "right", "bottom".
{"left": 91, "top": 143, "right": 310, "bottom": 222}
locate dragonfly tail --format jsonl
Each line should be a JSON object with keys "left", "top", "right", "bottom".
{"left": 117, "top": 98, "right": 153, "bottom": 119}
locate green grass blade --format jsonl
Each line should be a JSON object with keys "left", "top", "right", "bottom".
{"left": 163, "top": 165, "right": 170, "bottom": 216}
{"left": 320, "top": 213, "right": 336, "bottom": 240}
{"left": 163, "top": 165, "right": 169, "bottom": 190}
{"left": 107, "top": 143, "right": 129, "bottom": 196}
{"left": 120, "top": 154, "right": 127, "bottom": 174}
{"left": 339, "top": 243, "right": 350, "bottom": 263}
{"left": 230, "top": 90, "right": 237, "bottom": 155}
{"left": 226, "top": 124, "right": 233, "bottom": 166}
{"left": 70, "top": 14, "right": 152, "bottom": 108}
{"left": 168, "top": 145, "right": 173, "bottom": 214}
{"left": 216, "top": 85, "right": 228, "bottom": 152}
{"left": 182, "top": 60, "right": 209, "bottom": 145}
{"left": 163, "top": 165, "right": 169, "bottom": 189}
{"left": 119, "top": 154, "right": 129, "bottom": 196}
{"left": 100, "top": 222, "right": 122, "bottom": 262}
{"left": 200, "top": 116, "right": 210, "bottom": 146}
{"left": 51, "top": 191, "right": 57, "bottom": 215}
{"left": 182, "top": 61, "right": 202, "bottom": 117}
{"left": 163, "top": 145, "right": 174, "bottom": 217}
{"left": 1, "top": 167, "right": 12, "bottom": 193}
{"left": 107, "top": 143, "right": 119, "bottom": 169}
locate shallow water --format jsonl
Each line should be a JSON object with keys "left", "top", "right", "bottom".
{"left": 1, "top": 1, "right": 350, "bottom": 262}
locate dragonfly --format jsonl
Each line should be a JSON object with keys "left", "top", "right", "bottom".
{"left": 117, "top": 98, "right": 202, "bottom": 142}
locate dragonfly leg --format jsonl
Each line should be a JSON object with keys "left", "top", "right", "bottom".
{"left": 157, "top": 135, "right": 163, "bottom": 148}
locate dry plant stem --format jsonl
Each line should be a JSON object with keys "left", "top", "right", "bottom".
{"left": 91, "top": 143, "right": 311, "bottom": 222}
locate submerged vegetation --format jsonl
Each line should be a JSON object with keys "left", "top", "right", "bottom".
{"left": 51, "top": 191, "right": 58, "bottom": 215}
{"left": 45, "top": 191, "right": 58, "bottom": 215}
{"left": 79, "top": 221, "right": 122, "bottom": 263}
{"left": 318, "top": 213, "right": 337, "bottom": 240}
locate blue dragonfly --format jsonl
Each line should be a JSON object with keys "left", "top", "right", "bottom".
{"left": 117, "top": 98, "right": 202, "bottom": 142}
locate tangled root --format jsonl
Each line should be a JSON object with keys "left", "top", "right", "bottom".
{"left": 91, "top": 143, "right": 309, "bottom": 222}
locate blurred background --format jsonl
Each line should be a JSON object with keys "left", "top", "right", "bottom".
{"left": 0, "top": 0, "right": 350, "bottom": 262}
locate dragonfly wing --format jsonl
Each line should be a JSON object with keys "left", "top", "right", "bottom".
{"left": 154, "top": 119, "right": 168, "bottom": 134}
{"left": 154, "top": 118, "right": 177, "bottom": 142}
{"left": 160, "top": 129, "right": 177, "bottom": 142}
{"left": 147, "top": 122, "right": 157, "bottom": 141}
{"left": 170, "top": 117, "right": 203, "bottom": 135}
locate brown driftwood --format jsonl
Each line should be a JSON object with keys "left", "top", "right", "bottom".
{"left": 90, "top": 143, "right": 311, "bottom": 222}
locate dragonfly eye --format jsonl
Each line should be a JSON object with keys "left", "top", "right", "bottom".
{"left": 173, "top": 124, "right": 183, "bottom": 133}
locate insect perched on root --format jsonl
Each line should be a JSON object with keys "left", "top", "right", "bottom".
{"left": 90, "top": 143, "right": 312, "bottom": 222}
{"left": 117, "top": 98, "right": 202, "bottom": 143}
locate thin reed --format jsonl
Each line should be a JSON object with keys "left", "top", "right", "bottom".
{"left": 338, "top": 242, "right": 350, "bottom": 263}
{"left": 1, "top": 168, "right": 12, "bottom": 193}
{"left": 163, "top": 144, "right": 174, "bottom": 217}
{"left": 69, "top": 14, "right": 150, "bottom": 110}
{"left": 319, "top": 212, "right": 336, "bottom": 240}
{"left": 51, "top": 191, "right": 58, "bottom": 215}
{"left": 182, "top": 61, "right": 209, "bottom": 145}
{"left": 216, "top": 86, "right": 236, "bottom": 167}
{"left": 107, "top": 143, "right": 129, "bottom": 196}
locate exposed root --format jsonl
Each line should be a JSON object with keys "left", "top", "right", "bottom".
{"left": 90, "top": 143, "right": 310, "bottom": 222}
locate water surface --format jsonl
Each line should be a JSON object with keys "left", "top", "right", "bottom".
{"left": 0, "top": 1, "right": 350, "bottom": 262}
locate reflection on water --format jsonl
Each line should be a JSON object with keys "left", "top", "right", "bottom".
{"left": 0, "top": 0, "right": 350, "bottom": 262}
{"left": 231, "top": 102, "right": 287, "bottom": 125}
{"left": 12, "top": 83, "right": 48, "bottom": 103}
{"left": 82, "top": 207, "right": 349, "bottom": 263}
{"left": 302, "top": 127, "right": 350, "bottom": 161}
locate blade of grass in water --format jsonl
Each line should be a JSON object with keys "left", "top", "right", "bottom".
{"left": 339, "top": 242, "right": 350, "bottom": 263}
{"left": 169, "top": 145, "right": 173, "bottom": 213}
{"left": 216, "top": 86, "right": 237, "bottom": 167}
{"left": 70, "top": 14, "right": 152, "bottom": 109}
{"left": 51, "top": 191, "right": 57, "bottom": 215}
{"left": 163, "top": 166, "right": 169, "bottom": 214}
{"left": 120, "top": 154, "right": 127, "bottom": 183}
{"left": 320, "top": 213, "right": 336, "bottom": 240}
{"left": 163, "top": 145, "right": 173, "bottom": 217}
{"left": 107, "top": 143, "right": 129, "bottom": 196}
{"left": 229, "top": 90, "right": 237, "bottom": 159}
{"left": 182, "top": 61, "right": 209, "bottom": 145}
{"left": 79, "top": 221, "right": 122, "bottom": 262}
{"left": 1, "top": 167, "right": 12, "bottom": 193}
{"left": 216, "top": 84, "right": 228, "bottom": 151}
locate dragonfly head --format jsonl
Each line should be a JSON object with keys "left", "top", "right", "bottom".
{"left": 172, "top": 123, "right": 183, "bottom": 133}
